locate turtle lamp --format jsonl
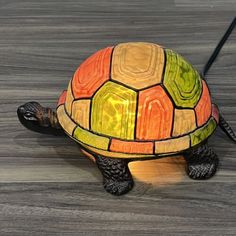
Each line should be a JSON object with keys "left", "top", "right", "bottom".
{"left": 17, "top": 17, "right": 236, "bottom": 195}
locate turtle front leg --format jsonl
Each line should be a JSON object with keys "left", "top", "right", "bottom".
{"left": 17, "top": 101, "right": 64, "bottom": 135}
{"left": 96, "top": 155, "right": 134, "bottom": 196}
{"left": 183, "top": 142, "right": 219, "bottom": 180}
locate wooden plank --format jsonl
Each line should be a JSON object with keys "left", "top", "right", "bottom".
{"left": 0, "top": 0, "right": 235, "bottom": 235}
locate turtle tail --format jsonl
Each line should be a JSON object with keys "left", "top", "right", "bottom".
{"left": 219, "top": 113, "right": 236, "bottom": 143}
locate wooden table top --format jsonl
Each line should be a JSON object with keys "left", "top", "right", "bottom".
{"left": 0, "top": 0, "right": 235, "bottom": 235}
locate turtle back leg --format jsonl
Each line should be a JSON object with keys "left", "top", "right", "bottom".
{"left": 17, "top": 101, "right": 64, "bottom": 135}
{"left": 183, "top": 142, "right": 219, "bottom": 180}
{"left": 96, "top": 155, "right": 134, "bottom": 196}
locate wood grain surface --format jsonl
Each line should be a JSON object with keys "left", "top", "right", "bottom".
{"left": 0, "top": 0, "right": 235, "bottom": 235}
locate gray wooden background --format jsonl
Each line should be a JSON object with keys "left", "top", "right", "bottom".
{"left": 0, "top": 0, "right": 235, "bottom": 235}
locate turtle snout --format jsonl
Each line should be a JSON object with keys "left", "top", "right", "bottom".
{"left": 17, "top": 105, "right": 26, "bottom": 118}
{"left": 17, "top": 104, "right": 38, "bottom": 121}
{"left": 17, "top": 101, "right": 52, "bottom": 134}
{"left": 17, "top": 105, "right": 25, "bottom": 115}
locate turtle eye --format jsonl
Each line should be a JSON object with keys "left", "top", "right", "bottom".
{"left": 23, "top": 112, "right": 38, "bottom": 121}
{"left": 24, "top": 112, "right": 34, "bottom": 118}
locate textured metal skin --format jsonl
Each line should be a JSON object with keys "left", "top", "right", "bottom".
{"left": 96, "top": 155, "right": 134, "bottom": 196}
{"left": 183, "top": 142, "right": 219, "bottom": 180}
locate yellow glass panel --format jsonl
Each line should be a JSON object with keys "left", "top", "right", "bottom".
{"left": 172, "top": 109, "right": 196, "bottom": 136}
{"left": 91, "top": 81, "right": 137, "bottom": 140}
{"left": 73, "top": 125, "right": 109, "bottom": 150}
{"left": 57, "top": 105, "right": 76, "bottom": 135}
{"left": 112, "top": 42, "right": 164, "bottom": 89}
{"left": 65, "top": 80, "right": 74, "bottom": 115}
{"left": 155, "top": 135, "right": 190, "bottom": 154}
{"left": 71, "top": 99, "right": 91, "bottom": 129}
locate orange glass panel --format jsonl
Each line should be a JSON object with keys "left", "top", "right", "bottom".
{"left": 72, "top": 47, "right": 113, "bottom": 99}
{"left": 112, "top": 42, "right": 164, "bottom": 89}
{"left": 136, "top": 85, "right": 174, "bottom": 140}
{"left": 172, "top": 109, "right": 196, "bottom": 136}
{"left": 110, "top": 139, "right": 154, "bottom": 154}
{"left": 195, "top": 80, "right": 212, "bottom": 126}
{"left": 212, "top": 104, "right": 219, "bottom": 123}
{"left": 57, "top": 90, "right": 67, "bottom": 107}
{"left": 80, "top": 142, "right": 155, "bottom": 159}
{"left": 71, "top": 99, "right": 91, "bottom": 129}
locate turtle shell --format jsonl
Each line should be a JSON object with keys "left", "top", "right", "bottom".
{"left": 57, "top": 42, "right": 219, "bottom": 158}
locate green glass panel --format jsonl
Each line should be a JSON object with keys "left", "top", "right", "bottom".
{"left": 73, "top": 125, "right": 110, "bottom": 150}
{"left": 163, "top": 49, "right": 202, "bottom": 108}
{"left": 190, "top": 118, "right": 217, "bottom": 146}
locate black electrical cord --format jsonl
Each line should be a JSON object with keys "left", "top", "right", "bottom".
{"left": 202, "top": 16, "right": 236, "bottom": 77}
{"left": 201, "top": 17, "right": 236, "bottom": 143}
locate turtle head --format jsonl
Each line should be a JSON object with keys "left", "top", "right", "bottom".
{"left": 17, "top": 101, "right": 49, "bottom": 133}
